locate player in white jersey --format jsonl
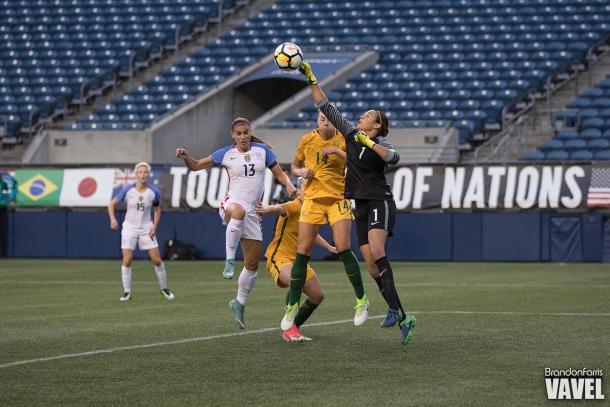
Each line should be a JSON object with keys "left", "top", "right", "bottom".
{"left": 108, "top": 162, "right": 175, "bottom": 302}
{"left": 176, "top": 117, "right": 295, "bottom": 329}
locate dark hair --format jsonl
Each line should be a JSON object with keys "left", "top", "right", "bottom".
{"left": 230, "top": 116, "right": 273, "bottom": 148}
{"left": 374, "top": 109, "right": 389, "bottom": 137}
{"left": 231, "top": 117, "right": 250, "bottom": 130}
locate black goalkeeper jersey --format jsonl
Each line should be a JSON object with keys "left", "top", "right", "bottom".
{"left": 318, "top": 100, "right": 400, "bottom": 201}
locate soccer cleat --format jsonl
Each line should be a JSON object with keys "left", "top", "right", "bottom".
{"left": 222, "top": 258, "right": 236, "bottom": 279}
{"left": 160, "top": 288, "right": 175, "bottom": 301}
{"left": 119, "top": 292, "right": 131, "bottom": 302}
{"left": 282, "top": 325, "right": 312, "bottom": 342}
{"left": 229, "top": 299, "right": 245, "bottom": 329}
{"left": 280, "top": 303, "right": 299, "bottom": 331}
{"left": 353, "top": 294, "right": 369, "bottom": 326}
{"left": 380, "top": 309, "right": 400, "bottom": 327}
{"left": 399, "top": 314, "right": 417, "bottom": 346}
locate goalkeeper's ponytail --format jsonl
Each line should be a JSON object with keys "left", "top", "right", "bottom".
{"left": 374, "top": 109, "right": 389, "bottom": 137}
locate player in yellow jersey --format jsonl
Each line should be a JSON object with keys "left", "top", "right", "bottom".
{"left": 280, "top": 111, "right": 369, "bottom": 334}
{"left": 257, "top": 178, "right": 335, "bottom": 341}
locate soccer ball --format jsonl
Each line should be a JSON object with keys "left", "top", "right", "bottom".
{"left": 273, "top": 42, "right": 303, "bottom": 70}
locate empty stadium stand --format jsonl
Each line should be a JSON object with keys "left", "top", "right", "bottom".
{"left": 0, "top": 0, "right": 248, "bottom": 141}
{"left": 522, "top": 77, "right": 610, "bottom": 160}
{"left": 1, "top": 0, "right": 610, "bottom": 158}
{"left": 74, "top": 0, "right": 610, "bottom": 148}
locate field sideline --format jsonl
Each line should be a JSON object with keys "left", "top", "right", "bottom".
{"left": 1, "top": 260, "right": 609, "bottom": 406}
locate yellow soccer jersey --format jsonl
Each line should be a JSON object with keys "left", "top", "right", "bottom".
{"left": 265, "top": 198, "right": 302, "bottom": 263}
{"left": 294, "top": 129, "right": 346, "bottom": 200}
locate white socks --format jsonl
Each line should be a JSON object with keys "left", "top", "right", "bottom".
{"left": 236, "top": 268, "right": 257, "bottom": 305}
{"left": 154, "top": 263, "right": 167, "bottom": 290}
{"left": 225, "top": 218, "right": 244, "bottom": 259}
{"left": 121, "top": 265, "right": 132, "bottom": 293}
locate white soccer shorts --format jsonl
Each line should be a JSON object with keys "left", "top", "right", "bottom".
{"left": 121, "top": 228, "right": 159, "bottom": 250}
{"left": 219, "top": 202, "right": 263, "bottom": 242}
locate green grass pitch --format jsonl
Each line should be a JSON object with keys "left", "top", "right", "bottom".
{"left": 1, "top": 259, "right": 609, "bottom": 406}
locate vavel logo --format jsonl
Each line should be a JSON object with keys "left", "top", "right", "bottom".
{"left": 545, "top": 368, "right": 604, "bottom": 400}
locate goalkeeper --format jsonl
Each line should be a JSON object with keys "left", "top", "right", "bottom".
{"left": 296, "top": 60, "right": 417, "bottom": 346}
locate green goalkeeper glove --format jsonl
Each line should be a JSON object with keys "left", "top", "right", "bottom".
{"left": 298, "top": 61, "right": 318, "bottom": 85}
{"left": 354, "top": 131, "right": 376, "bottom": 149}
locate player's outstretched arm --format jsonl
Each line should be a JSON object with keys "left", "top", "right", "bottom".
{"left": 255, "top": 202, "right": 287, "bottom": 216}
{"left": 175, "top": 147, "right": 214, "bottom": 171}
{"left": 107, "top": 199, "right": 119, "bottom": 230}
{"left": 270, "top": 164, "right": 296, "bottom": 197}
{"left": 314, "top": 234, "right": 336, "bottom": 254}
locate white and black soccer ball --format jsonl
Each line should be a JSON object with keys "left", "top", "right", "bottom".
{"left": 273, "top": 42, "right": 303, "bottom": 70}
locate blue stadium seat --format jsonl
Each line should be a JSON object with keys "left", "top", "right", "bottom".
{"left": 580, "top": 128, "right": 602, "bottom": 139}
{"left": 581, "top": 117, "right": 605, "bottom": 129}
{"left": 568, "top": 98, "right": 591, "bottom": 109}
{"left": 579, "top": 108, "right": 601, "bottom": 119}
{"left": 556, "top": 129, "right": 579, "bottom": 140}
{"left": 564, "top": 138, "right": 587, "bottom": 150}
{"left": 570, "top": 150, "right": 594, "bottom": 160}
{"left": 587, "top": 138, "right": 610, "bottom": 150}
{"left": 539, "top": 139, "right": 564, "bottom": 151}
{"left": 591, "top": 98, "right": 610, "bottom": 109}
{"left": 521, "top": 151, "right": 545, "bottom": 160}
{"left": 545, "top": 150, "right": 570, "bottom": 160}
{"left": 582, "top": 87, "right": 605, "bottom": 98}
{"left": 594, "top": 150, "right": 610, "bottom": 160}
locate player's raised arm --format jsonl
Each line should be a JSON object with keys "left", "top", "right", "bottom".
{"left": 298, "top": 61, "right": 357, "bottom": 138}
{"left": 175, "top": 147, "right": 214, "bottom": 171}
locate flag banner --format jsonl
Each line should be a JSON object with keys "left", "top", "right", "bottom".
{"left": 586, "top": 167, "right": 610, "bottom": 208}
{"left": 60, "top": 169, "right": 115, "bottom": 207}
{"left": 13, "top": 168, "right": 63, "bottom": 207}
{"left": 112, "top": 166, "right": 164, "bottom": 198}
{"left": 2, "top": 163, "right": 610, "bottom": 211}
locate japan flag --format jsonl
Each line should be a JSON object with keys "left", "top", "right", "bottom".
{"left": 59, "top": 168, "right": 115, "bottom": 207}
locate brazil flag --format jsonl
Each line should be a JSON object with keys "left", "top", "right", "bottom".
{"left": 14, "top": 169, "right": 63, "bottom": 207}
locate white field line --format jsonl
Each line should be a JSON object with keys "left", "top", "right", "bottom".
{"left": 2, "top": 310, "right": 610, "bottom": 369}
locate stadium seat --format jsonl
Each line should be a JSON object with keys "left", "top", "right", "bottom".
{"left": 580, "top": 117, "right": 605, "bottom": 129}
{"left": 594, "top": 150, "right": 610, "bottom": 160}
{"left": 563, "top": 139, "right": 587, "bottom": 150}
{"left": 545, "top": 150, "right": 570, "bottom": 160}
{"left": 587, "top": 138, "right": 609, "bottom": 150}
{"left": 539, "top": 139, "right": 564, "bottom": 151}
{"left": 570, "top": 150, "right": 594, "bottom": 160}
{"left": 520, "top": 150, "right": 545, "bottom": 160}
{"left": 556, "top": 129, "right": 579, "bottom": 140}
{"left": 580, "top": 128, "right": 602, "bottom": 139}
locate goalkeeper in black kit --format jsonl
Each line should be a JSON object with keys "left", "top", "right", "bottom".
{"left": 298, "top": 60, "right": 416, "bottom": 346}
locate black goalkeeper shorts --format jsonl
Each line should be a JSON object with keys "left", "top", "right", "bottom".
{"left": 354, "top": 199, "right": 396, "bottom": 246}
